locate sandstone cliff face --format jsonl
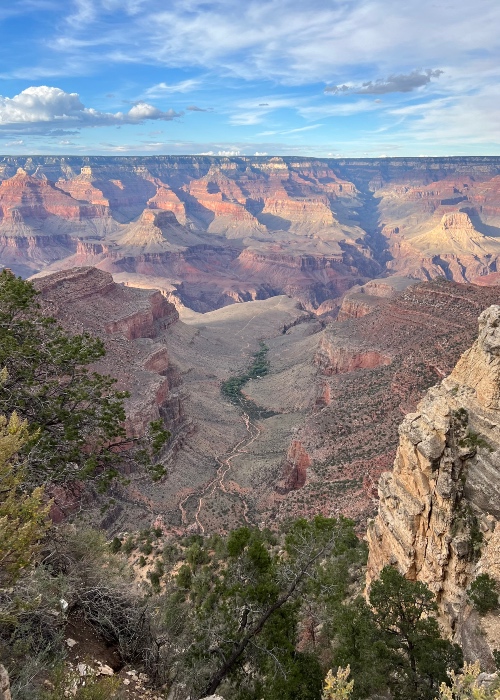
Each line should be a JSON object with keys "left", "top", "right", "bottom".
{"left": 366, "top": 305, "right": 500, "bottom": 663}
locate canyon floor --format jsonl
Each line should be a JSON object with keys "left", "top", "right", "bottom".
{"left": 8, "top": 154, "right": 500, "bottom": 533}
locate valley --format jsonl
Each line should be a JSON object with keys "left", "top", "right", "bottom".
{"left": 6, "top": 155, "right": 500, "bottom": 543}
{"left": 33, "top": 267, "right": 500, "bottom": 536}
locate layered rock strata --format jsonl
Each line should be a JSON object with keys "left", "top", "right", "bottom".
{"left": 34, "top": 267, "right": 181, "bottom": 438}
{"left": 3, "top": 156, "right": 500, "bottom": 312}
{"left": 366, "top": 305, "right": 500, "bottom": 663}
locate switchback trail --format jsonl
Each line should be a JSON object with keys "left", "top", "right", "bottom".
{"left": 178, "top": 408, "right": 261, "bottom": 533}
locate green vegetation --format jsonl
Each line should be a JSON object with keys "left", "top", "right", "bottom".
{"left": 0, "top": 272, "right": 486, "bottom": 700}
{"left": 459, "top": 428, "right": 492, "bottom": 452}
{"left": 0, "top": 271, "right": 170, "bottom": 488}
{"left": 0, "top": 412, "right": 50, "bottom": 586}
{"left": 330, "top": 567, "right": 463, "bottom": 700}
{"left": 467, "top": 573, "right": 499, "bottom": 615}
{"left": 221, "top": 341, "right": 277, "bottom": 418}
{"left": 452, "top": 502, "right": 484, "bottom": 561}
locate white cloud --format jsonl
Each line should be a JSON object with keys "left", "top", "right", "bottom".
{"left": 258, "top": 124, "right": 323, "bottom": 136}
{"left": 143, "top": 79, "right": 201, "bottom": 97}
{"left": 48, "top": 0, "right": 500, "bottom": 86}
{"left": 390, "top": 84, "right": 500, "bottom": 144}
{"left": 0, "top": 86, "right": 183, "bottom": 132}
{"left": 216, "top": 149, "right": 241, "bottom": 156}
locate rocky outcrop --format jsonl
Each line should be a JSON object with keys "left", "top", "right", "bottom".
{"left": 34, "top": 267, "right": 181, "bottom": 438}
{"left": 281, "top": 279, "right": 500, "bottom": 528}
{"left": 315, "top": 337, "right": 391, "bottom": 375}
{"left": 0, "top": 665, "right": 11, "bottom": 700}
{"left": 276, "top": 440, "right": 311, "bottom": 493}
{"left": 366, "top": 305, "right": 500, "bottom": 661}
{"left": 337, "top": 277, "right": 417, "bottom": 320}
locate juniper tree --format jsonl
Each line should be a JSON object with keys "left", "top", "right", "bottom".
{"left": 160, "top": 516, "right": 359, "bottom": 700}
{"left": 0, "top": 270, "right": 169, "bottom": 488}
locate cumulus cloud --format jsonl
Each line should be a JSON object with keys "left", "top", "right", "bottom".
{"left": 0, "top": 86, "right": 183, "bottom": 132}
{"left": 325, "top": 69, "right": 443, "bottom": 95}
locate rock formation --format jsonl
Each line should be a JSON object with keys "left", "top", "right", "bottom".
{"left": 0, "top": 665, "right": 11, "bottom": 700}
{"left": 366, "top": 305, "right": 500, "bottom": 664}
{"left": 277, "top": 279, "right": 500, "bottom": 527}
{"left": 34, "top": 267, "right": 181, "bottom": 438}
{"left": 27, "top": 267, "right": 500, "bottom": 541}
{"left": 2, "top": 155, "right": 500, "bottom": 312}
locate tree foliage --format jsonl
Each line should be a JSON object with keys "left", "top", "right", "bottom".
{"left": 330, "top": 567, "right": 463, "bottom": 700}
{"left": 0, "top": 411, "right": 50, "bottom": 586}
{"left": 0, "top": 271, "right": 169, "bottom": 488}
{"left": 159, "top": 516, "right": 360, "bottom": 699}
{"left": 369, "top": 566, "right": 463, "bottom": 700}
{"left": 467, "top": 574, "right": 499, "bottom": 615}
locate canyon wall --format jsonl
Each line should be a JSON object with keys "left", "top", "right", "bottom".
{"left": 366, "top": 305, "right": 500, "bottom": 666}
{"left": 1, "top": 156, "right": 500, "bottom": 312}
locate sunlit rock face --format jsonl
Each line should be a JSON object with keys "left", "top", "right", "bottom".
{"left": 367, "top": 305, "right": 500, "bottom": 666}
{"left": 2, "top": 155, "right": 500, "bottom": 312}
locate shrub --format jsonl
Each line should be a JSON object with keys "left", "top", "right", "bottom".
{"left": 122, "top": 537, "right": 135, "bottom": 554}
{"left": 109, "top": 537, "right": 122, "bottom": 553}
{"left": 140, "top": 541, "right": 153, "bottom": 556}
{"left": 322, "top": 666, "right": 354, "bottom": 699}
{"left": 467, "top": 574, "right": 499, "bottom": 615}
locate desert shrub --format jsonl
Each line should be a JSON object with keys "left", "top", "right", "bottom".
{"left": 140, "top": 541, "right": 153, "bottom": 556}
{"left": 438, "top": 661, "right": 500, "bottom": 699}
{"left": 122, "top": 537, "right": 135, "bottom": 554}
{"left": 110, "top": 537, "right": 122, "bottom": 553}
{"left": 0, "top": 411, "right": 50, "bottom": 587}
{"left": 322, "top": 666, "right": 354, "bottom": 700}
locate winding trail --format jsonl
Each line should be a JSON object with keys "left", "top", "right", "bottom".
{"left": 179, "top": 409, "right": 262, "bottom": 533}
{"left": 179, "top": 299, "right": 289, "bottom": 532}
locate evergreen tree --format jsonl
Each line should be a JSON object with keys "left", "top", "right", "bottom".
{"left": 160, "top": 516, "right": 359, "bottom": 699}
{"left": 0, "top": 271, "right": 168, "bottom": 488}
{"left": 369, "top": 566, "right": 463, "bottom": 700}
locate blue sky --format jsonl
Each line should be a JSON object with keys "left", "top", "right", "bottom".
{"left": 0, "top": 0, "right": 499, "bottom": 156}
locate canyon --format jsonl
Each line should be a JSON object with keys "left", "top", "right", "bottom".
{"left": 33, "top": 267, "right": 500, "bottom": 536}
{"left": 1, "top": 156, "right": 500, "bottom": 314}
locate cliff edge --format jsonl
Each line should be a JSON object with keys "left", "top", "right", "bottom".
{"left": 366, "top": 305, "right": 500, "bottom": 667}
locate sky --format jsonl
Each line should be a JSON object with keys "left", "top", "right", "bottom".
{"left": 0, "top": 0, "right": 499, "bottom": 157}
